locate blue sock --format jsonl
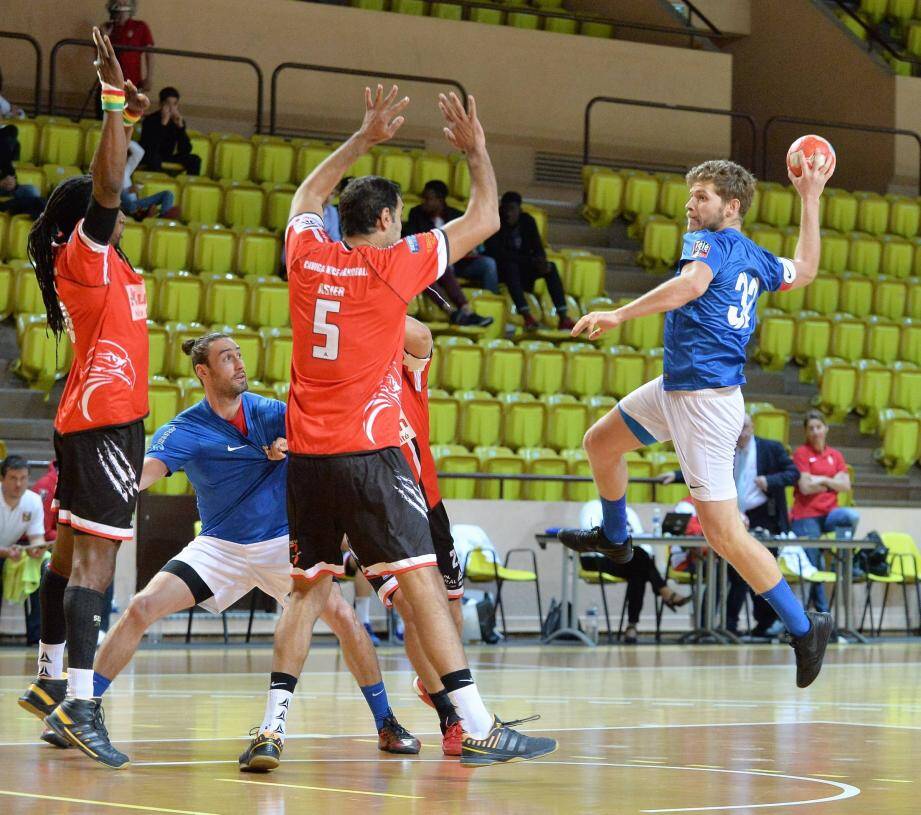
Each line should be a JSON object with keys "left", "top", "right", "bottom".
{"left": 600, "top": 495, "right": 628, "bottom": 543}
{"left": 93, "top": 672, "right": 112, "bottom": 697}
{"left": 761, "top": 578, "right": 811, "bottom": 637}
{"left": 361, "top": 681, "right": 393, "bottom": 730}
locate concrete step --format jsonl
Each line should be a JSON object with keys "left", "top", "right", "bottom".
{"left": 0, "top": 387, "right": 57, "bottom": 419}
{"left": 0, "top": 418, "right": 55, "bottom": 441}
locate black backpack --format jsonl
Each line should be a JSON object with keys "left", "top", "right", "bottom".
{"left": 856, "top": 531, "right": 890, "bottom": 578}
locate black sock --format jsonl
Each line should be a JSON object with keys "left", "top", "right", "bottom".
{"left": 441, "top": 668, "right": 474, "bottom": 693}
{"left": 430, "top": 689, "right": 460, "bottom": 734}
{"left": 63, "top": 586, "right": 107, "bottom": 670}
{"left": 270, "top": 672, "right": 298, "bottom": 693}
{"left": 39, "top": 567, "right": 68, "bottom": 644}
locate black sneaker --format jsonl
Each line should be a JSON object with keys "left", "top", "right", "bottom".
{"left": 18, "top": 677, "right": 67, "bottom": 721}
{"left": 41, "top": 728, "right": 71, "bottom": 749}
{"left": 44, "top": 697, "right": 129, "bottom": 769}
{"left": 460, "top": 715, "right": 557, "bottom": 768}
{"left": 378, "top": 715, "right": 421, "bottom": 754}
{"left": 239, "top": 728, "right": 284, "bottom": 772}
{"left": 790, "top": 611, "right": 834, "bottom": 689}
{"left": 557, "top": 528, "right": 633, "bottom": 564}
{"left": 452, "top": 310, "right": 494, "bottom": 328}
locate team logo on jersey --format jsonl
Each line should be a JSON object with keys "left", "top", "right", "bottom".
{"left": 80, "top": 340, "right": 137, "bottom": 422}
{"left": 691, "top": 240, "right": 711, "bottom": 258}
{"left": 363, "top": 363, "right": 402, "bottom": 445}
{"left": 405, "top": 235, "right": 420, "bottom": 254}
{"left": 125, "top": 284, "right": 148, "bottom": 321}
{"left": 22, "top": 512, "right": 31, "bottom": 522}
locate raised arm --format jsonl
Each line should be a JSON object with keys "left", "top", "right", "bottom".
{"left": 571, "top": 261, "right": 713, "bottom": 340}
{"left": 439, "top": 93, "right": 500, "bottom": 263}
{"left": 781, "top": 150, "right": 833, "bottom": 292}
{"left": 289, "top": 85, "right": 410, "bottom": 221}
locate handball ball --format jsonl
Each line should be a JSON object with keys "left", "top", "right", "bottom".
{"left": 787, "top": 135, "right": 836, "bottom": 178}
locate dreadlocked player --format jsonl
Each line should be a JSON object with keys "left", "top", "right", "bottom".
{"left": 17, "top": 28, "right": 151, "bottom": 769}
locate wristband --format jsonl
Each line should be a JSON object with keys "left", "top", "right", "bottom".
{"left": 123, "top": 108, "right": 142, "bottom": 127}
{"left": 99, "top": 81, "right": 125, "bottom": 113}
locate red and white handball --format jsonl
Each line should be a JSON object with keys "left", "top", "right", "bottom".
{"left": 786, "top": 135, "right": 836, "bottom": 178}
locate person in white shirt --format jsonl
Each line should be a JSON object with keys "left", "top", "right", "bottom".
{"left": 578, "top": 499, "right": 688, "bottom": 643}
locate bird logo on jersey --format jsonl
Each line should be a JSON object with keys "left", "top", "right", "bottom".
{"left": 363, "top": 363, "right": 402, "bottom": 445}
{"left": 80, "top": 340, "right": 137, "bottom": 421}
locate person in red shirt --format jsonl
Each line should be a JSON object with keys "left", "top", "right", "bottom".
{"left": 17, "top": 30, "right": 150, "bottom": 769}
{"left": 790, "top": 409, "right": 859, "bottom": 613}
{"left": 104, "top": 1, "right": 154, "bottom": 91}
{"left": 239, "top": 85, "right": 555, "bottom": 769}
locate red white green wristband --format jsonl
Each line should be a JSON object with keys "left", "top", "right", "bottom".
{"left": 100, "top": 81, "right": 125, "bottom": 113}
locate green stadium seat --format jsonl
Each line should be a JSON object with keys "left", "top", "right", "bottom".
{"left": 562, "top": 342, "right": 605, "bottom": 397}
{"left": 42, "top": 164, "right": 82, "bottom": 193}
{"left": 900, "top": 320, "right": 921, "bottom": 365}
{"left": 10, "top": 119, "right": 38, "bottom": 164}
{"left": 583, "top": 393, "right": 616, "bottom": 425}
{"left": 656, "top": 176, "right": 687, "bottom": 220}
{"left": 622, "top": 173, "right": 659, "bottom": 221}
{"left": 261, "top": 327, "right": 293, "bottom": 383}
{"left": 874, "top": 277, "right": 907, "bottom": 321}
{"left": 449, "top": 159, "right": 470, "bottom": 199}
{"left": 621, "top": 310, "right": 664, "bottom": 351}
{"left": 543, "top": 16, "right": 579, "bottom": 34}
{"left": 350, "top": 0, "right": 386, "bottom": 9}
{"left": 865, "top": 317, "right": 900, "bottom": 364}
{"left": 757, "top": 184, "right": 793, "bottom": 228}
{"left": 888, "top": 0, "right": 916, "bottom": 22}
{"left": 38, "top": 121, "right": 83, "bottom": 167}
{"left": 791, "top": 193, "right": 826, "bottom": 227}
{"left": 644, "top": 450, "right": 682, "bottom": 503}
{"left": 582, "top": 168, "right": 623, "bottom": 227}
{"left": 838, "top": 273, "right": 874, "bottom": 318}
{"left": 83, "top": 127, "right": 103, "bottom": 164}
{"left": 474, "top": 446, "right": 524, "bottom": 500}
{"left": 829, "top": 316, "right": 866, "bottom": 364}
{"left": 119, "top": 221, "right": 146, "bottom": 267}
{"left": 561, "top": 448, "right": 596, "bottom": 503}
{"left": 559, "top": 249, "right": 605, "bottom": 299}
{"left": 848, "top": 232, "right": 882, "bottom": 277}
{"left": 295, "top": 143, "right": 333, "bottom": 181}
{"left": 520, "top": 448, "right": 567, "bottom": 502}
{"left": 639, "top": 216, "right": 681, "bottom": 270}
{"left": 822, "top": 189, "right": 858, "bottom": 233}
{"left": 888, "top": 195, "right": 919, "bottom": 238}
{"left": 440, "top": 343, "right": 484, "bottom": 391}
{"left": 458, "top": 392, "right": 503, "bottom": 448}
{"left": 769, "top": 284, "right": 805, "bottom": 314}
{"left": 202, "top": 274, "right": 248, "bottom": 326}
{"left": 376, "top": 150, "right": 414, "bottom": 189}
{"left": 192, "top": 224, "right": 236, "bottom": 275}
{"left": 750, "top": 404, "right": 790, "bottom": 445}
{"left": 264, "top": 184, "right": 295, "bottom": 232}
{"left": 430, "top": 1, "right": 463, "bottom": 19}
{"left": 804, "top": 274, "right": 840, "bottom": 315}
{"left": 881, "top": 236, "right": 913, "bottom": 279}
{"left": 345, "top": 152, "right": 375, "bottom": 179}
{"left": 428, "top": 395, "right": 460, "bottom": 445}
{"left": 254, "top": 140, "right": 295, "bottom": 184}
{"left": 213, "top": 139, "right": 253, "bottom": 182}
{"left": 814, "top": 358, "right": 857, "bottom": 422}
{"left": 147, "top": 221, "right": 191, "bottom": 271}
{"left": 140, "top": 320, "right": 165, "bottom": 377}
{"left": 890, "top": 363, "right": 921, "bottom": 414}
{"left": 154, "top": 270, "right": 203, "bottom": 323}
{"left": 187, "top": 131, "right": 212, "bottom": 177}
{"left": 819, "top": 230, "right": 849, "bottom": 275}
{"left": 545, "top": 396, "right": 588, "bottom": 451}
{"left": 146, "top": 377, "right": 182, "bottom": 435}
{"left": 237, "top": 229, "right": 281, "bottom": 277}
{"left": 467, "top": 292, "right": 506, "bottom": 340}
{"left": 0, "top": 212, "right": 7, "bottom": 259}
{"left": 875, "top": 410, "right": 920, "bottom": 475}
{"left": 644, "top": 347, "right": 664, "bottom": 381}
{"left": 857, "top": 0, "right": 886, "bottom": 22}
{"left": 501, "top": 394, "right": 546, "bottom": 450}
{"left": 411, "top": 153, "right": 452, "bottom": 195}
{"left": 856, "top": 194, "right": 889, "bottom": 235}
{"left": 914, "top": 241, "right": 921, "bottom": 279}
{"left": 794, "top": 314, "right": 832, "bottom": 372}
{"left": 13, "top": 163, "right": 44, "bottom": 196}
{"left": 855, "top": 360, "right": 893, "bottom": 433}
{"left": 749, "top": 224, "right": 784, "bottom": 256}
{"left": 605, "top": 346, "right": 646, "bottom": 398}
{"left": 12, "top": 314, "right": 72, "bottom": 388}
{"left": 433, "top": 445, "right": 479, "bottom": 501}
{"left": 522, "top": 341, "right": 566, "bottom": 395}
{"left": 7, "top": 214, "right": 33, "bottom": 261}
{"left": 507, "top": 290, "right": 543, "bottom": 329}
{"left": 624, "top": 452, "right": 654, "bottom": 503}
{"left": 755, "top": 314, "right": 796, "bottom": 371}
{"left": 12, "top": 264, "right": 42, "bottom": 315}
{"left": 481, "top": 340, "right": 525, "bottom": 393}
{"left": 742, "top": 186, "right": 761, "bottom": 227}
{"left": 245, "top": 275, "right": 289, "bottom": 328}
{"left": 222, "top": 182, "right": 265, "bottom": 229}
{"left": 469, "top": 4, "right": 505, "bottom": 24}
{"left": 181, "top": 180, "right": 223, "bottom": 225}
{"left": 580, "top": 21, "right": 613, "bottom": 38}
{"left": 138, "top": 174, "right": 180, "bottom": 206}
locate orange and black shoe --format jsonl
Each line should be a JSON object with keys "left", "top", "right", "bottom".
{"left": 18, "top": 677, "right": 67, "bottom": 722}
{"left": 442, "top": 719, "right": 464, "bottom": 757}
{"left": 44, "top": 697, "right": 129, "bottom": 769}
{"left": 239, "top": 728, "right": 284, "bottom": 772}
{"left": 378, "top": 715, "right": 421, "bottom": 754}
{"left": 412, "top": 675, "right": 434, "bottom": 709}
{"left": 460, "top": 716, "right": 557, "bottom": 768}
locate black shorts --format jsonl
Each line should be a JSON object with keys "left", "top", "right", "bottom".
{"left": 361, "top": 501, "right": 464, "bottom": 608}
{"left": 53, "top": 420, "right": 145, "bottom": 541}
{"left": 287, "top": 447, "right": 436, "bottom": 581}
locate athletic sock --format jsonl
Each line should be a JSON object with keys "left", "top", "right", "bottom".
{"left": 600, "top": 495, "right": 629, "bottom": 544}
{"left": 361, "top": 681, "right": 393, "bottom": 731}
{"left": 63, "top": 586, "right": 108, "bottom": 700}
{"left": 441, "top": 669, "right": 493, "bottom": 740}
{"left": 429, "top": 688, "right": 459, "bottom": 734}
{"left": 93, "top": 672, "right": 112, "bottom": 697}
{"left": 761, "top": 578, "right": 811, "bottom": 638}
{"left": 355, "top": 596, "right": 371, "bottom": 626}
{"left": 37, "top": 641, "right": 66, "bottom": 680}
{"left": 260, "top": 672, "right": 298, "bottom": 741}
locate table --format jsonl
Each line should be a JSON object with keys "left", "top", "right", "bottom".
{"left": 535, "top": 533, "right": 877, "bottom": 646}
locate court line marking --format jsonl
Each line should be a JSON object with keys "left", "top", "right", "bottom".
{"left": 0, "top": 789, "right": 220, "bottom": 815}
{"left": 215, "top": 778, "right": 423, "bottom": 799}
{"left": 872, "top": 778, "right": 912, "bottom": 784}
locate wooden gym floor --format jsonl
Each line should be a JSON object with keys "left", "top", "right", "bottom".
{"left": 1, "top": 642, "right": 920, "bottom": 814}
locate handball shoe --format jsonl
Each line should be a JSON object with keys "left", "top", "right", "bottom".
{"left": 443, "top": 720, "right": 464, "bottom": 757}
{"left": 461, "top": 716, "right": 557, "bottom": 768}
{"left": 239, "top": 728, "right": 284, "bottom": 772}
{"left": 44, "top": 698, "right": 129, "bottom": 769}
{"left": 412, "top": 675, "right": 434, "bottom": 709}
{"left": 557, "top": 528, "right": 633, "bottom": 564}
{"left": 790, "top": 611, "right": 834, "bottom": 689}
{"left": 18, "top": 677, "right": 67, "bottom": 721}
{"left": 378, "top": 715, "right": 421, "bottom": 754}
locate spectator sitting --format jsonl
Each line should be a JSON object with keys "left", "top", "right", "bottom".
{"left": 403, "top": 180, "right": 493, "bottom": 328}
{"left": 484, "top": 191, "right": 575, "bottom": 332}
{"left": 0, "top": 455, "right": 49, "bottom": 645}
{"left": 0, "top": 124, "right": 45, "bottom": 219}
{"left": 105, "top": 1, "right": 154, "bottom": 92}
{"left": 578, "top": 499, "right": 689, "bottom": 644}
{"left": 0, "top": 67, "right": 26, "bottom": 119}
{"left": 139, "top": 87, "right": 201, "bottom": 176}
{"left": 121, "top": 141, "right": 175, "bottom": 219}
{"left": 791, "top": 410, "right": 859, "bottom": 613}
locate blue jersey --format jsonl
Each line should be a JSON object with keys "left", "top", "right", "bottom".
{"left": 663, "top": 228, "right": 794, "bottom": 391}
{"left": 147, "top": 392, "right": 288, "bottom": 544}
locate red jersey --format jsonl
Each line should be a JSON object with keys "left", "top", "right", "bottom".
{"left": 791, "top": 443, "right": 847, "bottom": 520}
{"left": 31, "top": 463, "right": 59, "bottom": 542}
{"left": 399, "top": 358, "right": 440, "bottom": 509}
{"left": 285, "top": 212, "right": 447, "bottom": 455}
{"left": 109, "top": 19, "right": 154, "bottom": 85}
{"left": 54, "top": 221, "right": 149, "bottom": 434}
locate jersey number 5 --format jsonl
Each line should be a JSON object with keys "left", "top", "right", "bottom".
{"left": 727, "top": 272, "right": 759, "bottom": 330}
{"left": 312, "top": 299, "right": 341, "bottom": 360}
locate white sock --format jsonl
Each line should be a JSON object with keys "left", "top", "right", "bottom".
{"left": 37, "top": 641, "right": 66, "bottom": 680}
{"left": 68, "top": 668, "right": 94, "bottom": 701}
{"left": 355, "top": 596, "right": 371, "bottom": 625}
{"left": 447, "top": 683, "right": 494, "bottom": 739}
{"left": 260, "top": 689, "right": 293, "bottom": 741}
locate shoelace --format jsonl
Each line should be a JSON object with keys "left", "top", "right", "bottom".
{"left": 496, "top": 714, "right": 541, "bottom": 729}
{"left": 382, "top": 717, "right": 414, "bottom": 740}
{"left": 92, "top": 704, "right": 110, "bottom": 741}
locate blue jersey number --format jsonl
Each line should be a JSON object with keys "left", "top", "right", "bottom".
{"left": 727, "top": 273, "right": 759, "bottom": 330}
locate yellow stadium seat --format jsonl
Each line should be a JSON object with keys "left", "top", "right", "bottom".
{"left": 432, "top": 445, "right": 478, "bottom": 501}
{"left": 794, "top": 314, "right": 832, "bottom": 372}
{"left": 755, "top": 314, "right": 796, "bottom": 371}
{"left": 458, "top": 391, "right": 504, "bottom": 448}
{"left": 624, "top": 452, "right": 654, "bottom": 503}
{"left": 881, "top": 236, "right": 913, "bottom": 279}
{"left": 237, "top": 229, "right": 281, "bottom": 278}
{"left": 481, "top": 339, "right": 525, "bottom": 393}
{"left": 750, "top": 405, "right": 790, "bottom": 445}
{"left": 582, "top": 168, "right": 623, "bottom": 227}
{"left": 218, "top": 325, "right": 263, "bottom": 380}
{"left": 622, "top": 310, "right": 664, "bottom": 351}
{"left": 559, "top": 249, "right": 606, "bottom": 300}
{"left": 855, "top": 360, "right": 893, "bottom": 433}
{"left": 605, "top": 346, "right": 646, "bottom": 398}
{"left": 814, "top": 358, "right": 856, "bottom": 422}
{"left": 187, "top": 131, "right": 212, "bottom": 177}
{"left": 856, "top": 193, "right": 889, "bottom": 235}
{"left": 202, "top": 274, "right": 248, "bottom": 326}
{"left": 890, "top": 362, "right": 921, "bottom": 414}
{"left": 469, "top": 3, "right": 505, "bottom": 24}
{"left": 7, "top": 214, "right": 33, "bottom": 261}
{"left": 181, "top": 180, "right": 223, "bottom": 225}
{"left": 838, "top": 273, "right": 874, "bottom": 318}
{"left": 12, "top": 264, "right": 42, "bottom": 315}
{"left": 749, "top": 224, "right": 784, "bottom": 256}
{"left": 42, "top": 164, "right": 82, "bottom": 193}
{"left": 562, "top": 342, "right": 605, "bottom": 397}
{"left": 147, "top": 221, "right": 191, "bottom": 271}
{"left": 829, "top": 315, "right": 866, "bottom": 364}
{"left": 177, "top": 376, "right": 205, "bottom": 412}
{"left": 501, "top": 394, "right": 546, "bottom": 450}
{"left": 0, "top": 264, "right": 12, "bottom": 320}
{"left": 411, "top": 153, "right": 452, "bottom": 195}
{"left": 848, "top": 232, "right": 882, "bottom": 277}
{"left": 118, "top": 221, "right": 146, "bottom": 268}
{"left": 294, "top": 142, "right": 333, "bottom": 181}
{"left": 545, "top": 396, "right": 588, "bottom": 451}
{"left": 655, "top": 175, "right": 687, "bottom": 220}
{"left": 622, "top": 173, "right": 659, "bottom": 221}
{"left": 254, "top": 140, "right": 295, "bottom": 185}
{"left": 561, "top": 448, "right": 596, "bottom": 503}
{"left": 213, "top": 138, "right": 253, "bottom": 182}
{"left": 519, "top": 447, "right": 566, "bottom": 501}
{"left": 137, "top": 173, "right": 180, "bottom": 207}
{"left": 475, "top": 446, "right": 525, "bottom": 500}
{"left": 145, "top": 377, "right": 182, "bottom": 435}
{"left": 822, "top": 189, "right": 857, "bottom": 232}
{"left": 9, "top": 119, "right": 39, "bottom": 164}
{"left": 819, "top": 229, "right": 849, "bottom": 275}
{"left": 38, "top": 121, "right": 83, "bottom": 167}
{"left": 544, "top": 16, "right": 579, "bottom": 34}
{"left": 261, "top": 327, "right": 293, "bottom": 383}
{"left": 164, "top": 322, "right": 206, "bottom": 379}
{"left": 874, "top": 277, "right": 907, "bottom": 321}
{"left": 154, "top": 270, "right": 203, "bottom": 323}
{"left": 12, "top": 314, "right": 72, "bottom": 388}
{"left": 804, "top": 274, "right": 840, "bottom": 316}
{"left": 757, "top": 184, "right": 794, "bottom": 228}
{"left": 440, "top": 343, "right": 484, "bottom": 391}
{"left": 769, "top": 284, "right": 805, "bottom": 314}
{"left": 376, "top": 150, "right": 414, "bottom": 189}
{"left": 888, "top": 195, "right": 920, "bottom": 238}
{"left": 875, "top": 411, "right": 920, "bottom": 475}
{"left": 429, "top": 395, "right": 460, "bottom": 445}
{"left": 192, "top": 224, "right": 236, "bottom": 275}
{"left": 907, "top": 280, "right": 921, "bottom": 320}
{"left": 583, "top": 393, "right": 617, "bottom": 425}
{"left": 221, "top": 182, "right": 265, "bottom": 229}
{"left": 264, "top": 184, "right": 296, "bottom": 232}
{"left": 522, "top": 341, "right": 566, "bottom": 395}
{"left": 900, "top": 320, "right": 921, "bottom": 366}
{"left": 865, "top": 317, "right": 900, "bottom": 364}
{"left": 245, "top": 275, "right": 289, "bottom": 328}
{"left": 639, "top": 216, "right": 681, "bottom": 270}
{"left": 12, "top": 163, "right": 44, "bottom": 196}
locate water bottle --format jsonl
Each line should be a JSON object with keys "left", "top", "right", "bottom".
{"left": 652, "top": 507, "right": 663, "bottom": 538}
{"left": 585, "top": 605, "right": 599, "bottom": 644}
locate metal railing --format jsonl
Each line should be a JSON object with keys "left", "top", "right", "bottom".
{"left": 439, "top": 471, "right": 661, "bottom": 500}
{"left": 269, "top": 62, "right": 467, "bottom": 137}
{"left": 827, "top": 0, "right": 921, "bottom": 68}
{"left": 682, "top": 1, "right": 723, "bottom": 36}
{"left": 583, "top": 96, "right": 758, "bottom": 174}
{"left": 761, "top": 114, "right": 921, "bottom": 194}
{"left": 49, "top": 39, "right": 264, "bottom": 132}
{"left": 0, "top": 32, "right": 42, "bottom": 115}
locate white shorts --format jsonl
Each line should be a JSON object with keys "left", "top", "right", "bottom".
{"left": 617, "top": 376, "right": 744, "bottom": 502}
{"left": 169, "top": 535, "right": 292, "bottom": 614}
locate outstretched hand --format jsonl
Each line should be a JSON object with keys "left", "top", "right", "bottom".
{"left": 358, "top": 84, "right": 410, "bottom": 146}
{"left": 439, "top": 92, "right": 485, "bottom": 154}
{"left": 788, "top": 149, "right": 833, "bottom": 202}
{"left": 570, "top": 309, "right": 623, "bottom": 340}
{"left": 92, "top": 26, "right": 124, "bottom": 89}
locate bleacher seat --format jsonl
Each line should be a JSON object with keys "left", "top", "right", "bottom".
{"left": 188, "top": 132, "right": 213, "bottom": 177}
{"left": 520, "top": 447, "right": 567, "bottom": 502}
{"left": 605, "top": 346, "right": 646, "bottom": 397}
{"left": 856, "top": 193, "right": 889, "bottom": 236}
{"left": 749, "top": 404, "right": 789, "bottom": 445}
{"left": 119, "top": 221, "right": 146, "bottom": 267}
{"left": 146, "top": 321, "right": 167, "bottom": 378}
{"left": 192, "top": 225, "right": 236, "bottom": 274}
{"left": 501, "top": 394, "right": 546, "bottom": 450}
{"left": 583, "top": 394, "right": 616, "bottom": 424}
{"left": 411, "top": 152, "right": 452, "bottom": 195}
{"left": 561, "top": 448, "right": 595, "bottom": 503}
{"left": 823, "top": 190, "right": 858, "bottom": 233}
{"left": 622, "top": 310, "right": 664, "bottom": 351}
{"left": 900, "top": 320, "right": 921, "bottom": 365}
{"left": 849, "top": 232, "right": 882, "bottom": 277}
{"left": 562, "top": 342, "right": 605, "bottom": 397}
{"left": 202, "top": 274, "right": 248, "bottom": 326}
{"left": 433, "top": 445, "right": 478, "bottom": 500}
{"left": 820, "top": 229, "right": 849, "bottom": 274}
{"left": 475, "top": 446, "right": 525, "bottom": 500}
{"left": 42, "top": 164, "right": 82, "bottom": 193}
{"left": 213, "top": 138, "right": 254, "bottom": 182}
{"left": 758, "top": 184, "right": 793, "bottom": 228}
{"left": 147, "top": 221, "right": 192, "bottom": 271}
{"left": 458, "top": 391, "right": 504, "bottom": 449}
{"left": 264, "top": 184, "right": 296, "bottom": 232}
{"left": 237, "top": 229, "right": 281, "bottom": 277}
{"left": 261, "top": 327, "right": 293, "bottom": 383}
{"left": 875, "top": 410, "right": 920, "bottom": 475}
{"left": 222, "top": 182, "right": 265, "bottom": 229}
{"left": 12, "top": 264, "right": 42, "bottom": 315}
{"left": 874, "top": 278, "right": 907, "bottom": 321}
{"left": 0, "top": 264, "right": 13, "bottom": 320}
{"left": 814, "top": 358, "right": 857, "bottom": 422}
{"left": 522, "top": 341, "right": 566, "bottom": 395}
{"left": 622, "top": 173, "right": 659, "bottom": 221}
{"left": 839, "top": 274, "right": 874, "bottom": 318}
{"left": 441, "top": 342, "right": 485, "bottom": 391}
{"left": 38, "top": 121, "right": 83, "bottom": 167}
{"left": 429, "top": 394, "right": 460, "bottom": 445}
{"left": 155, "top": 271, "right": 203, "bottom": 323}
{"left": 146, "top": 377, "right": 182, "bottom": 435}
{"left": 376, "top": 150, "right": 414, "bottom": 190}
{"left": 481, "top": 340, "right": 525, "bottom": 393}
{"left": 545, "top": 396, "right": 588, "bottom": 451}
{"left": 254, "top": 140, "right": 295, "bottom": 185}
{"left": 865, "top": 317, "right": 900, "bottom": 365}
{"left": 888, "top": 195, "right": 920, "bottom": 238}
{"left": 804, "top": 275, "right": 840, "bottom": 316}
{"left": 544, "top": 16, "right": 579, "bottom": 34}
{"left": 245, "top": 275, "right": 289, "bottom": 328}
{"left": 164, "top": 322, "right": 206, "bottom": 379}
{"left": 581, "top": 168, "right": 623, "bottom": 227}
{"left": 855, "top": 360, "right": 893, "bottom": 433}
{"left": 10, "top": 119, "right": 38, "bottom": 164}
{"left": 756, "top": 313, "right": 798, "bottom": 372}
{"left": 7, "top": 214, "right": 32, "bottom": 260}
{"left": 639, "top": 216, "right": 681, "bottom": 270}
{"left": 890, "top": 363, "right": 921, "bottom": 414}
{"left": 181, "top": 181, "right": 223, "bottom": 225}
{"left": 794, "top": 314, "right": 832, "bottom": 373}
{"left": 624, "top": 452, "right": 653, "bottom": 503}
{"left": 829, "top": 316, "right": 866, "bottom": 364}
